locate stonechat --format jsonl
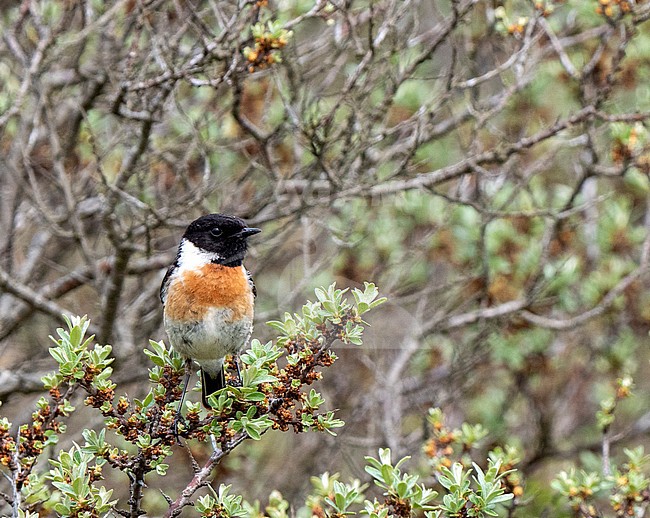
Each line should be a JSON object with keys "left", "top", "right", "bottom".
{"left": 160, "top": 213, "right": 260, "bottom": 408}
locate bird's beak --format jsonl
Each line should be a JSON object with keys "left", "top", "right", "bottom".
{"left": 233, "top": 227, "right": 261, "bottom": 238}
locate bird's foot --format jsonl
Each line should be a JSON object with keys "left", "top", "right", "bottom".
{"left": 172, "top": 409, "right": 186, "bottom": 444}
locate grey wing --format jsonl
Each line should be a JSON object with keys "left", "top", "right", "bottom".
{"left": 245, "top": 268, "right": 256, "bottom": 298}
{"left": 160, "top": 264, "right": 175, "bottom": 305}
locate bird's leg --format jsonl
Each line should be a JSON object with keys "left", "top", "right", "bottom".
{"left": 225, "top": 355, "right": 243, "bottom": 387}
{"left": 234, "top": 355, "right": 242, "bottom": 387}
{"left": 173, "top": 358, "right": 193, "bottom": 441}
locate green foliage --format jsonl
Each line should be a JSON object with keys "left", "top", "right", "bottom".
{"left": 596, "top": 375, "right": 634, "bottom": 431}
{"left": 364, "top": 448, "right": 437, "bottom": 512}
{"left": 195, "top": 484, "right": 248, "bottom": 517}
{"left": 243, "top": 19, "right": 293, "bottom": 70}
{"left": 0, "top": 284, "right": 384, "bottom": 516}
{"left": 3, "top": 304, "right": 650, "bottom": 516}
{"left": 435, "top": 461, "right": 514, "bottom": 517}
{"left": 47, "top": 446, "right": 115, "bottom": 517}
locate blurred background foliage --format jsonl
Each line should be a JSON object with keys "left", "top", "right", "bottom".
{"left": 2, "top": 0, "right": 650, "bottom": 515}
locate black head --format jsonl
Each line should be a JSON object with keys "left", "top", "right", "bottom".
{"left": 182, "top": 213, "right": 261, "bottom": 266}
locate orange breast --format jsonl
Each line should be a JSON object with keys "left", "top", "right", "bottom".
{"left": 164, "top": 264, "right": 253, "bottom": 322}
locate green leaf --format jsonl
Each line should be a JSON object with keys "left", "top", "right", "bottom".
{"left": 69, "top": 325, "right": 82, "bottom": 348}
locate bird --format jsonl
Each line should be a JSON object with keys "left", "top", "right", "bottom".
{"left": 160, "top": 213, "right": 261, "bottom": 410}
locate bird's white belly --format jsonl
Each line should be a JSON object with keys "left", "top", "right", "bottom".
{"left": 164, "top": 307, "right": 253, "bottom": 362}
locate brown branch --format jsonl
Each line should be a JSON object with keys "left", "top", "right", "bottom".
{"left": 0, "top": 266, "right": 81, "bottom": 331}
{"left": 519, "top": 265, "right": 648, "bottom": 331}
{"left": 0, "top": 371, "right": 45, "bottom": 398}
{"left": 164, "top": 434, "right": 247, "bottom": 518}
{"left": 99, "top": 247, "right": 132, "bottom": 345}
{"left": 0, "top": 254, "right": 174, "bottom": 341}
{"left": 361, "top": 105, "right": 602, "bottom": 197}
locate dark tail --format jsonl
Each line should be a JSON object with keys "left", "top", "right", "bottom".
{"left": 201, "top": 367, "right": 226, "bottom": 408}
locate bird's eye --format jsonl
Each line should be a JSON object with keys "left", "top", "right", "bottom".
{"left": 210, "top": 227, "right": 223, "bottom": 238}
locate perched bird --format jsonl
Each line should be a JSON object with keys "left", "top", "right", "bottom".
{"left": 160, "top": 213, "right": 261, "bottom": 408}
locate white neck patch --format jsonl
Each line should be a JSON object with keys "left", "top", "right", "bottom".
{"left": 176, "top": 239, "right": 222, "bottom": 273}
